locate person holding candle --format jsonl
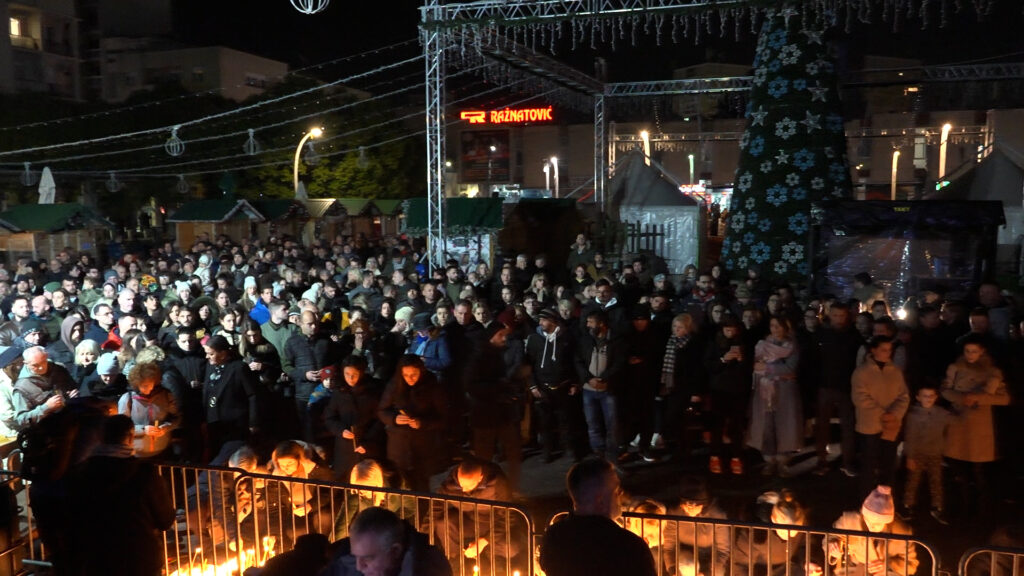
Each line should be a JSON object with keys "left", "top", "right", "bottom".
{"left": 117, "top": 361, "right": 178, "bottom": 458}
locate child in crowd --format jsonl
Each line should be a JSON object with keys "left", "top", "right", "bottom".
{"left": 901, "top": 386, "right": 951, "bottom": 524}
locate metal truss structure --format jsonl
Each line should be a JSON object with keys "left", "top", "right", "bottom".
{"left": 422, "top": 1, "right": 447, "bottom": 269}
{"left": 419, "top": 0, "right": 1009, "bottom": 267}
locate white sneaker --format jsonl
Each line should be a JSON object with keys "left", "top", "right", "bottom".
{"left": 629, "top": 434, "right": 641, "bottom": 449}
{"left": 650, "top": 433, "right": 665, "bottom": 450}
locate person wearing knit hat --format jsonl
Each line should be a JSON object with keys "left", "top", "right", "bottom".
{"left": 81, "top": 352, "right": 128, "bottom": 402}
{"left": 827, "top": 485, "right": 918, "bottom": 576}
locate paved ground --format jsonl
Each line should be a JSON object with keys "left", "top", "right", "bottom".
{"left": 448, "top": 439, "right": 1024, "bottom": 573}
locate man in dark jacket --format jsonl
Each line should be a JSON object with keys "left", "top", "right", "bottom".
{"left": 540, "top": 457, "right": 657, "bottom": 576}
{"left": 526, "top": 308, "right": 587, "bottom": 462}
{"left": 66, "top": 415, "right": 175, "bottom": 576}
{"left": 813, "top": 302, "right": 863, "bottom": 476}
{"left": 321, "top": 507, "right": 451, "bottom": 576}
{"left": 574, "top": 309, "right": 627, "bottom": 462}
{"left": 462, "top": 325, "right": 525, "bottom": 490}
{"left": 285, "top": 310, "right": 335, "bottom": 440}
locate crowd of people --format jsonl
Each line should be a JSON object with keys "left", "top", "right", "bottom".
{"left": 0, "top": 229, "right": 1020, "bottom": 575}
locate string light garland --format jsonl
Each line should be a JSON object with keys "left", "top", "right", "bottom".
{"left": 0, "top": 38, "right": 418, "bottom": 134}
{"left": 291, "top": 0, "right": 329, "bottom": 15}
{"left": 0, "top": 55, "right": 424, "bottom": 159}
{"left": 12, "top": 64, "right": 487, "bottom": 169}
{"left": 243, "top": 129, "right": 262, "bottom": 156}
{"left": 82, "top": 84, "right": 556, "bottom": 180}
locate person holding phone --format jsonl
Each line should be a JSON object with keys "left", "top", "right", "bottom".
{"left": 285, "top": 310, "right": 337, "bottom": 441}
{"left": 704, "top": 315, "right": 753, "bottom": 475}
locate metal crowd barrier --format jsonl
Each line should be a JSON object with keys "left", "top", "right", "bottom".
{"left": 620, "top": 512, "right": 940, "bottom": 576}
{"left": 159, "top": 464, "right": 535, "bottom": 576}
{"left": 959, "top": 547, "right": 1024, "bottom": 576}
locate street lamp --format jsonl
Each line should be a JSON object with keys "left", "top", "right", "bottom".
{"left": 550, "top": 156, "right": 559, "bottom": 198}
{"left": 640, "top": 130, "right": 651, "bottom": 166}
{"left": 938, "top": 123, "right": 952, "bottom": 179}
{"left": 486, "top": 144, "right": 497, "bottom": 192}
{"left": 294, "top": 127, "right": 323, "bottom": 196}
{"left": 543, "top": 162, "right": 550, "bottom": 191}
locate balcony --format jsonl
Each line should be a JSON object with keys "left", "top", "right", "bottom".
{"left": 10, "top": 34, "right": 40, "bottom": 50}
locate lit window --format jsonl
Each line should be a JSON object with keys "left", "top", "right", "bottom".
{"left": 10, "top": 17, "right": 21, "bottom": 37}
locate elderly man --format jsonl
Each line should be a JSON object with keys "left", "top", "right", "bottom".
{"left": 11, "top": 346, "right": 77, "bottom": 432}
{"left": 322, "top": 507, "right": 450, "bottom": 576}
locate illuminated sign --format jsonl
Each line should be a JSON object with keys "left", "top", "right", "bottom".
{"left": 460, "top": 106, "right": 554, "bottom": 124}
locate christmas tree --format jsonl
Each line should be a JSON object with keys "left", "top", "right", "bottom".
{"left": 722, "top": 6, "right": 853, "bottom": 284}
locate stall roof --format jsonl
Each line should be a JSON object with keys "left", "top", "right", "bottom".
{"left": 302, "top": 199, "right": 341, "bottom": 218}
{"left": 927, "top": 146, "right": 1024, "bottom": 204}
{"left": 335, "top": 198, "right": 373, "bottom": 216}
{"left": 0, "top": 203, "right": 115, "bottom": 233}
{"left": 168, "top": 199, "right": 264, "bottom": 223}
{"left": 373, "top": 199, "right": 404, "bottom": 216}
{"left": 610, "top": 151, "right": 700, "bottom": 208}
{"left": 249, "top": 199, "right": 309, "bottom": 221}
{"left": 404, "top": 197, "right": 504, "bottom": 234}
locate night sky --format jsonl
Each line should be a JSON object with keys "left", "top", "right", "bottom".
{"left": 176, "top": 1, "right": 1024, "bottom": 81}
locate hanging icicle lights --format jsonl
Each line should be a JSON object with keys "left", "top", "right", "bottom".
{"left": 423, "top": 0, "right": 998, "bottom": 59}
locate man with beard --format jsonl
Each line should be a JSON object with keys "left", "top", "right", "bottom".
{"left": 526, "top": 308, "right": 587, "bottom": 463}
{"left": 575, "top": 310, "right": 626, "bottom": 462}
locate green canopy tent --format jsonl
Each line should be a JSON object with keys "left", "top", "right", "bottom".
{"left": 404, "top": 197, "right": 504, "bottom": 267}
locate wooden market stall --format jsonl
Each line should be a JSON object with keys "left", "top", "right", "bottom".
{"left": 374, "top": 199, "right": 405, "bottom": 236}
{"left": 0, "top": 203, "right": 115, "bottom": 265}
{"left": 249, "top": 199, "right": 311, "bottom": 242}
{"left": 167, "top": 199, "right": 264, "bottom": 248}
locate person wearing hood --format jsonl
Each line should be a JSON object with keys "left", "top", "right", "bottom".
{"left": 826, "top": 485, "right": 918, "bottom": 576}
{"left": 405, "top": 312, "right": 451, "bottom": 378}
{"left": 526, "top": 307, "right": 587, "bottom": 463}
{"left": 195, "top": 254, "right": 213, "bottom": 289}
{"left": 80, "top": 352, "right": 128, "bottom": 403}
{"left": 301, "top": 282, "right": 324, "bottom": 309}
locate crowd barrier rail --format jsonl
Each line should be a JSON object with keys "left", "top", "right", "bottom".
{"left": 2, "top": 457, "right": 1022, "bottom": 576}
{"left": 959, "top": 546, "right": 1024, "bottom": 576}
{"left": 158, "top": 463, "right": 535, "bottom": 576}
{"left": 620, "top": 512, "right": 941, "bottom": 576}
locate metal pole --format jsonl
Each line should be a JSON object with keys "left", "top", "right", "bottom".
{"left": 422, "top": 0, "right": 447, "bottom": 273}
{"left": 293, "top": 131, "right": 315, "bottom": 195}
{"left": 594, "top": 94, "right": 606, "bottom": 212}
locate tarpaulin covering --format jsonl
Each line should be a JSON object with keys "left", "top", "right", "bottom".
{"left": 620, "top": 206, "right": 701, "bottom": 274}
{"left": 811, "top": 200, "right": 1005, "bottom": 303}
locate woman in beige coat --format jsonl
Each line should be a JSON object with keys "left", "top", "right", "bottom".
{"left": 940, "top": 334, "right": 1010, "bottom": 520}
